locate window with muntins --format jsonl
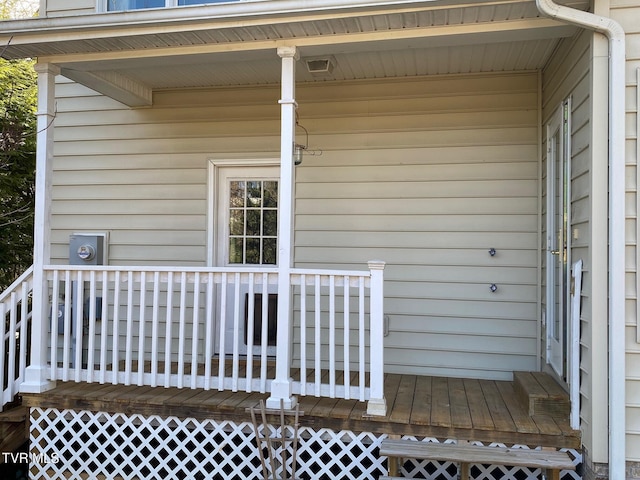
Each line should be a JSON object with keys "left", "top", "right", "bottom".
{"left": 228, "top": 179, "right": 278, "bottom": 266}
{"left": 106, "top": 0, "right": 237, "bottom": 11}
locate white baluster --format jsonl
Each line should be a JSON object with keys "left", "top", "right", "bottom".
{"left": 191, "top": 272, "right": 200, "bottom": 390}
{"left": 87, "top": 271, "right": 97, "bottom": 383}
{"left": 124, "top": 270, "right": 134, "bottom": 386}
{"left": 314, "top": 275, "right": 321, "bottom": 397}
{"left": 137, "top": 271, "right": 147, "bottom": 386}
{"left": 299, "top": 274, "right": 307, "bottom": 396}
{"left": 358, "top": 277, "right": 366, "bottom": 402}
{"left": 217, "top": 273, "right": 227, "bottom": 391}
{"left": 99, "top": 270, "right": 108, "bottom": 384}
{"left": 0, "top": 303, "right": 5, "bottom": 401}
{"left": 151, "top": 271, "right": 160, "bottom": 387}
{"left": 260, "top": 272, "right": 269, "bottom": 393}
{"left": 343, "top": 275, "right": 350, "bottom": 400}
{"left": 329, "top": 275, "right": 336, "bottom": 398}
{"left": 164, "top": 271, "right": 174, "bottom": 388}
{"left": 204, "top": 272, "right": 214, "bottom": 391}
{"left": 177, "top": 272, "right": 187, "bottom": 389}
{"left": 74, "top": 271, "right": 84, "bottom": 383}
{"left": 112, "top": 271, "right": 121, "bottom": 385}
{"left": 245, "top": 273, "right": 255, "bottom": 393}
{"left": 49, "top": 270, "right": 59, "bottom": 381}
{"left": 7, "top": 293, "right": 17, "bottom": 397}
{"left": 232, "top": 272, "right": 241, "bottom": 392}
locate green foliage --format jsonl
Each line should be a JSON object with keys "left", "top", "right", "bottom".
{"left": 0, "top": 0, "right": 39, "bottom": 20}
{"left": 0, "top": 57, "right": 37, "bottom": 290}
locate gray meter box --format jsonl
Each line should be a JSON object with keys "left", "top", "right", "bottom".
{"left": 69, "top": 234, "right": 106, "bottom": 265}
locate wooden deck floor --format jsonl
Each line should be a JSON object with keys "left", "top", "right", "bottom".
{"left": 21, "top": 373, "right": 580, "bottom": 450}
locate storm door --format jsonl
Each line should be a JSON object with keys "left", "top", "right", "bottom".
{"left": 215, "top": 166, "right": 279, "bottom": 356}
{"left": 546, "top": 102, "right": 571, "bottom": 381}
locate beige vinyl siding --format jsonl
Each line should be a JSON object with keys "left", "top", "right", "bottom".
{"left": 51, "top": 72, "right": 539, "bottom": 381}
{"left": 611, "top": 0, "right": 640, "bottom": 463}
{"left": 50, "top": 79, "right": 280, "bottom": 365}
{"left": 44, "top": 0, "right": 94, "bottom": 16}
{"left": 294, "top": 73, "right": 540, "bottom": 381}
{"left": 50, "top": 77, "right": 280, "bottom": 265}
{"left": 541, "top": 30, "right": 606, "bottom": 462}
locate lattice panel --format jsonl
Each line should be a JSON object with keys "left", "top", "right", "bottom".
{"left": 29, "top": 408, "right": 581, "bottom": 480}
{"left": 29, "top": 408, "right": 386, "bottom": 480}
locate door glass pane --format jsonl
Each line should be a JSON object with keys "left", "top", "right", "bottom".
{"left": 262, "top": 238, "right": 277, "bottom": 265}
{"left": 263, "top": 210, "right": 277, "bottom": 236}
{"left": 247, "top": 181, "right": 262, "bottom": 207}
{"left": 245, "top": 238, "right": 260, "bottom": 264}
{"left": 229, "top": 238, "right": 243, "bottom": 264}
{"left": 553, "top": 130, "right": 562, "bottom": 343}
{"left": 229, "top": 210, "right": 244, "bottom": 236}
{"left": 246, "top": 210, "right": 261, "bottom": 236}
{"left": 228, "top": 179, "right": 278, "bottom": 265}
{"left": 229, "top": 181, "right": 245, "bottom": 207}
{"left": 264, "top": 181, "right": 278, "bottom": 208}
{"left": 551, "top": 128, "right": 569, "bottom": 346}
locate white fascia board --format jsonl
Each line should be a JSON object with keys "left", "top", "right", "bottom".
{"left": 0, "top": 0, "right": 497, "bottom": 35}
{"left": 7, "top": 16, "right": 572, "bottom": 66}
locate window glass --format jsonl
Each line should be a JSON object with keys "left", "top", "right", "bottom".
{"left": 228, "top": 179, "right": 278, "bottom": 265}
{"left": 107, "top": 0, "right": 164, "bottom": 10}
{"left": 107, "top": 0, "right": 237, "bottom": 11}
{"left": 178, "top": 0, "right": 234, "bottom": 4}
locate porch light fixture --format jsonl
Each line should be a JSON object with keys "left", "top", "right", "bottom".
{"left": 293, "top": 143, "right": 305, "bottom": 166}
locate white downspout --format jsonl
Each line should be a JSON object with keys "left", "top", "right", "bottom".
{"left": 535, "top": 0, "right": 626, "bottom": 477}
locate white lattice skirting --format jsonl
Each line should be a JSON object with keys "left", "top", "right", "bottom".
{"left": 29, "top": 407, "right": 582, "bottom": 480}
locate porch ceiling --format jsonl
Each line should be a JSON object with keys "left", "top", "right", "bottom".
{"left": 0, "top": 0, "right": 585, "bottom": 105}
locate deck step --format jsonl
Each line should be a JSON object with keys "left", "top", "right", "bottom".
{"left": 513, "top": 372, "right": 569, "bottom": 419}
{"left": 0, "top": 406, "right": 29, "bottom": 461}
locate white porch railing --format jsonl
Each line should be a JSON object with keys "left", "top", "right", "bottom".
{"left": 290, "top": 263, "right": 385, "bottom": 406}
{"left": 38, "top": 263, "right": 385, "bottom": 411}
{"left": 44, "top": 266, "right": 279, "bottom": 392}
{"left": 0, "top": 266, "right": 34, "bottom": 411}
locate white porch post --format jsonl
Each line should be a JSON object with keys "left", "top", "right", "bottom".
{"left": 367, "top": 260, "right": 386, "bottom": 416}
{"left": 21, "top": 63, "right": 59, "bottom": 394}
{"left": 266, "top": 46, "right": 299, "bottom": 410}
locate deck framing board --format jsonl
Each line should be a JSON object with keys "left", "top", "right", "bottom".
{"left": 21, "top": 374, "right": 580, "bottom": 449}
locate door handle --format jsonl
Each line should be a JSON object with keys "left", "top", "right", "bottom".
{"left": 550, "top": 250, "right": 561, "bottom": 256}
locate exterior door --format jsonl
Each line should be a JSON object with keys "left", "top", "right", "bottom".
{"left": 215, "top": 166, "right": 279, "bottom": 355}
{"left": 546, "top": 103, "right": 571, "bottom": 381}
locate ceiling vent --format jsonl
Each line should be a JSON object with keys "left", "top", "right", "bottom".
{"left": 305, "top": 56, "right": 336, "bottom": 76}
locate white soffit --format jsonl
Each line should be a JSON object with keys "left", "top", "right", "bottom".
{"left": 0, "top": 0, "right": 584, "bottom": 100}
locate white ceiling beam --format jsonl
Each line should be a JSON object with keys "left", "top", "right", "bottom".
{"left": 60, "top": 68, "right": 152, "bottom": 107}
